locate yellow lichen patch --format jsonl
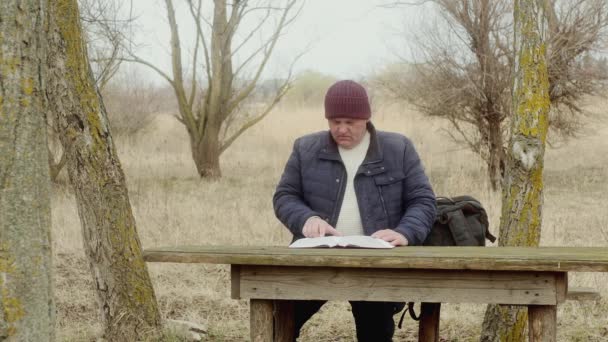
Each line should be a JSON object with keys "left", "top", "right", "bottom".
{"left": 495, "top": 306, "right": 527, "bottom": 342}
{"left": 0, "top": 58, "right": 20, "bottom": 75}
{"left": 53, "top": 0, "right": 104, "bottom": 151}
{"left": 0, "top": 243, "right": 16, "bottom": 274}
{"left": 507, "top": 309, "right": 527, "bottom": 342}
{"left": 30, "top": 256, "right": 43, "bottom": 277}
{"left": 0, "top": 246, "right": 23, "bottom": 337}
{"left": 65, "top": 126, "right": 80, "bottom": 141}
{"left": 2, "top": 304, "right": 23, "bottom": 336}
{"left": 1, "top": 287, "right": 25, "bottom": 334}
{"left": 516, "top": 44, "right": 550, "bottom": 139}
{"left": 131, "top": 272, "right": 158, "bottom": 320}
{"left": 21, "top": 78, "right": 34, "bottom": 96}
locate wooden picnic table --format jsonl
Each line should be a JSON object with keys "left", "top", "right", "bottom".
{"left": 143, "top": 246, "right": 608, "bottom": 342}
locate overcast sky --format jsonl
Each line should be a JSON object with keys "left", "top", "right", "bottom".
{"left": 124, "top": 0, "right": 430, "bottom": 84}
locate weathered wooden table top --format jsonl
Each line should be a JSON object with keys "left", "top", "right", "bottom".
{"left": 143, "top": 246, "right": 608, "bottom": 272}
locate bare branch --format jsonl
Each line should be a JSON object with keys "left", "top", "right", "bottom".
{"left": 188, "top": 0, "right": 203, "bottom": 108}
{"left": 80, "top": 0, "right": 137, "bottom": 88}
{"left": 380, "top": 0, "right": 434, "bottom": 8}
{"left": 227, "top": 0, "right": 299, "bottom": 115}
{"left": 186, "top": 0, "right": 212, "bottom": 82}
{"left": 220, "top": 81, "right": 290, "bottom": 154}
{"left": 221, "top": 45, "right": 304, "bottom": 153}
{"left": 120, "top": 56, "right": 174, "bottom": 86}
{"left": 230, "top": 6, "right": 273, "bottom": 58}
{"left": 164, "top": 0, "right": 198, "bottom": 131}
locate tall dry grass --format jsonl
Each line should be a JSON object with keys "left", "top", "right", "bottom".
{"left": 52, "top": 99, "right": 608, "bottom": 341}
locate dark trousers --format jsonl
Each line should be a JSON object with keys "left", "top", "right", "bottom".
{"left": 293, "top": 300, "right": 404, "bottom": 342}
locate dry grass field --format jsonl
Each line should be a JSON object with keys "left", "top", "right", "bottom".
{"left": 52, "top": 99, "right": 608, "bottom": 341}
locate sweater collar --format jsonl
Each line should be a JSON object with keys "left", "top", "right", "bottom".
{"left": 318, "top": 122, "right": 383, "bottom": 164}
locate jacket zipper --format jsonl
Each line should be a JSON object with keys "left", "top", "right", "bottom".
{"left": 378, "top": 186, "right": 388, "bottom": 218}
{"left": 330, "top": 166, "right": 347, "bottom": 226}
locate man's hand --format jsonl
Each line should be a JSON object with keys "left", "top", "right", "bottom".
{"left": 371, "top": 229, "right": 409, "bottom": 246}
{"left": 302, "top": 216, "right": 342, "bottom": 238}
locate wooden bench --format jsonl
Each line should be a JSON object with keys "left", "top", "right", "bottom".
{"left": 566, "top": 287, "right": 601, "bottom": 301}
{"left": 144, "top": 246, "right": 608, "bottom": 342}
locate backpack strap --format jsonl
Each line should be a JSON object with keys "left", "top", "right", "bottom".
{"left": 486, "top": 231, "right": 497, "bottom": 243}
{"left": 397, "top": 302, "right": 420, "bottom": 329}
{"left": 445, "top": 209, "right": 478, "bottom": 246}
{"left": 458, "top": 200, "right": 496, "bottom": 243}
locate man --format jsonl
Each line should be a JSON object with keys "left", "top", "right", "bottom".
{"left": 273, "top": 80, "right": 436, "bottom": 341}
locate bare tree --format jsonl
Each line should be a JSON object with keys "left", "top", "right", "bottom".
{"left": 379, "top": 0, "right": 608, "bottom": 190}
{"left": 45, "top": 0, "right": 162, "bottom": 340}
{"left": 481, "top": 0, "right": 551, "bottom": 340}
{"left": 0, "top": 1, "right": 55, "bottom": 340}
{"left": 126, "top": 0, "right": 302, "bottom": 178}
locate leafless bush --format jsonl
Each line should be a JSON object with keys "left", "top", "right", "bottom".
{"left": 102, "top": 70, "right": 172, "bottom": 138}
{"left": 284, "top": 70, "right": 337, "bottom": 107}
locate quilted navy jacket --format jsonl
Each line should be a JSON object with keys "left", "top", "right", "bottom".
{"left": 273, "top": 123, "right": 436, "bottom": 245}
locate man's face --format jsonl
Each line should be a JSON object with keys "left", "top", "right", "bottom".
{"left": 328, "top": 118, "right": 369, "bottom": 149}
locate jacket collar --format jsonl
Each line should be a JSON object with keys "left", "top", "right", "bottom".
{"left": 318, "top": 122, "right": 383, "bottom": 165}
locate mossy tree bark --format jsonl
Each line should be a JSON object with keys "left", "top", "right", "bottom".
{"left": 45, "top": 0, "right": 162, "bottom": 340}
{"left": 0, "top": 0, "right": 55, "bottom": 340}
{"left": 480, "top": 0, "right": 551, "bottom": 341}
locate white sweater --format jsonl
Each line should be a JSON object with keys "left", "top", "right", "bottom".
{"left": 335, "top": 132, "right": 370, "bottom": 236}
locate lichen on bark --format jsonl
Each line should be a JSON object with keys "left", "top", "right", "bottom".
{"left": 1, "top": 2, "right": 55, "bottom": 340}
{"left": 45, "top": 0, "right": 162, "bottom": 340}
{"left": 481, "top": 0, "right": 551, "bottom": 340}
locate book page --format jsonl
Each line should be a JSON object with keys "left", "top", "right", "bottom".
{"left": 288, "top": 236, "right": 339, "bottom": 248}
{"left": 289, "top": 235, "right": 394, "bottom": 249}
{"left": 336, "top": 236, "right": 394, "bottom": 249}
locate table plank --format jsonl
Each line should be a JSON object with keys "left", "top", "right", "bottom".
{"left": 236, "top": 266, "right": 560, "bottom": 305}
{"left": 143, "top": 246, "right": 608, "bottom": 272}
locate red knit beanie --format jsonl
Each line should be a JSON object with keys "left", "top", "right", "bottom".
{"left": 324, "top": 80, "right": 371, "bottom": 120}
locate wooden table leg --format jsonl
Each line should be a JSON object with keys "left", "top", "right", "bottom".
{"left": 251, "top": 299, "right": 273, "bottom": 341}
{"left": 273, "top": 300, "right": 294, "bottom": 341}
{"left": 419, "top": 302, "right": 441, "bottom": 342}
{"left": 528, "top": 305, "right": 556, "bottom": 342}
{"left": 250, "top": 299, "right": 294, "bottom": 342}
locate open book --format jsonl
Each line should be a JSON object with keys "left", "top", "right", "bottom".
{"left": 289, "top": 235, "right": 394, "bottom": 249}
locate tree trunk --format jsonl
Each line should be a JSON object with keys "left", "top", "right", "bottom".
{"left": 481, "top": 0, "right": 551, "bottom": 341}
{"left": 192, "top": 120, "right": 222, "bottom": 179}
{"left": 487, "top": 117, "right": 505, "bottom": 191}
{"left": 0, "top": 1, "right": 55, "bottom": 340}
{"left": 475, "top": 0, "right": 504, "bottom": 191}
{"left": 44, "top": 1, "right": 162, "bottom": 340}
